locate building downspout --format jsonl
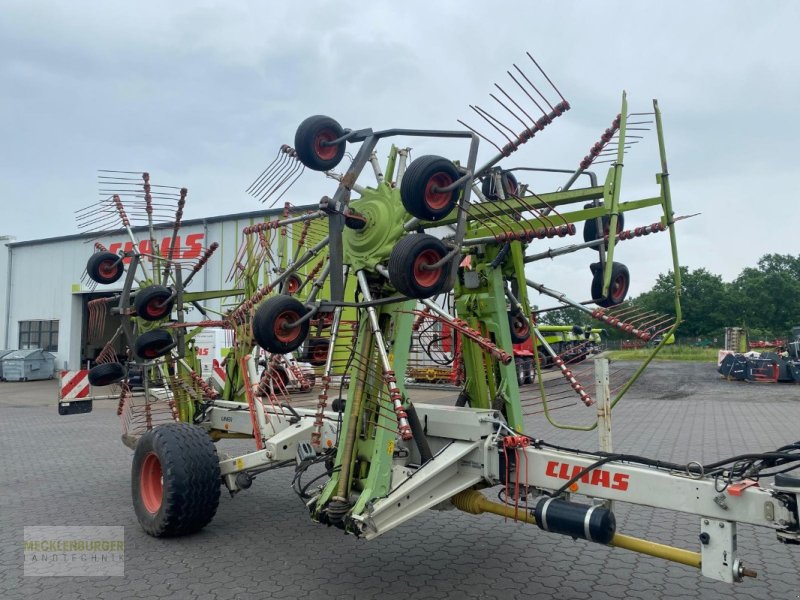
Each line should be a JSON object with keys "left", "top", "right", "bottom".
{"left": 4, "top": 243, "right": 13, "bottom": 348}
{"left": 202, "top": 219, "right": 209, "bottom": 292}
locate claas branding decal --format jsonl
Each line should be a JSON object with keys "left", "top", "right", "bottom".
{"left": 107, "top": 233, "right": 205, "bottom": 264}
{"left": 545, "top": 460, "right": 630, "bottom": 491}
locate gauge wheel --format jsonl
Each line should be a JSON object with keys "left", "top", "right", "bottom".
{"left": 86, "top": 252, "right": 124, "bottom": 285}
{"left": 134, "top": 329, "right": 174, "bottom": 360}
{"left": 88, "top": 362, "right": 125, "bottom": 386}
{"left": 400, "top": 155, "right": 461, "bottom": 221}
{"left": 134, "top": 286, "right": 174, "bottom": 321}
{"left": 388, "top": 234, "right": 453, "bottom": 299}
{"left": 508, "top": 311, "right": 531, "bottom": 344}
{"left": 252, "top": 295, "right": 310, "bottom": 354}
{"left": 294, "top": 115, "right": 346, "bottom": 171}
{"left": 481, "top": 171, "right": 519, "bottom": 200}
{"left": 591, "top": 261, "right": 630, "bottom": 307}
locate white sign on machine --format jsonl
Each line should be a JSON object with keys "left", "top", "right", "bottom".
{"left": 193, "top": 328, "right": 231, "bottom": 377}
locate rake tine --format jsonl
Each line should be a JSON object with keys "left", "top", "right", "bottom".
{"left": 457, "top": 120, "right": 504, "bottom": 154}
{"left": 494, "top": 83, "right": 538, "bottom": 133}
{"left": 509, "top": 67, "right": 548, "bottom": 116}
{"left": 251, "top": 154, "right": 294, "bottom": 199}
{"left": 470, "top": 105, "right": 515, "bottom": 146}
{"left": 246, "top": 146, "right": 287, "bottom": 194}
{"left": 526, "top": 51, "right": 567, "bottom": 104}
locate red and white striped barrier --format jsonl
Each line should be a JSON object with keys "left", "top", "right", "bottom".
{"left": 59, "top": 370, "right": 90, "bottom": 401}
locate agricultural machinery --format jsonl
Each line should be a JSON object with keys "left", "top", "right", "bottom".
{"left": 719, "top": 325, "right": 800, "bottom": 383}
{"left": 65, "top": 53, "right": 800, "bottom": 586}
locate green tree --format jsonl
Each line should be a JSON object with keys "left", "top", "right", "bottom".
{"left": 731, "top": 254, "right": 800, "bottom": 338}
{"left": 633, "top": 266, "right": 736, "bottom": 338}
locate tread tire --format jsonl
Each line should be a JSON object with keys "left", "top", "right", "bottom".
{"left": 86, "top": 252, "right": 124, "bottom": 285}
{"left": 388, "top": 234, "right": 453, "bottom": 299}
{"left": 591, "top": 261, "right": 630, "bottom": 308}
{"left": 134, "top": 286, "right": 174, "bottom": 322}
{"left": 294, "top": 115, "right": 346, "bottom": 171}
{"left": 400, "top": 155, "right": 460, "bottom": 221}
{"left": 132, "top": 423, "right": 220, "bottom": 537}
{"left": 134, "top": 329, "right": 174, "bottom": 360}
{"left": 88, "top": 362, "right": 125, "bottom": 386}
{"left": 252, "top": 295, "right": 310, "bottom": 354}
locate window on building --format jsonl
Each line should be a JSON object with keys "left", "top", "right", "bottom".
{"left": 19, "top": 320, "right": 59, "bottom": 352}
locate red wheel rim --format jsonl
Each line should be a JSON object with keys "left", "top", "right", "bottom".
{"left": 512, "top": 315, "right": 529, "bottom": 337}
{"left": 424, "top": 172, "right": 454, "bottom": 211}
{"left": 286, "top": 276, "right": 301, "bottom": 294}
{"left": 313, "top": 342, "right": 329, "bottom": 362}
{"left": 145, "top": 297, "right": 169, "bottom": 318}
{"left": 610, "top": 273, "right": 628, "bottom": 302}
{"left": 98, "top": 259, "right": 119, "bottom": 279}
{"left": 413, "top": 250, "right": 443, "bottom": 288}
{"left": 274, "top": 311, "right": 301, "bottom": 343}
{"left": 313, "top": 129, "right": 339, "bottom": 160}
{"left": 504, "top": 175, "right": 518, "bottom": 196}
{"left": 140, "top": 452, "right": 163, "bottom": 513}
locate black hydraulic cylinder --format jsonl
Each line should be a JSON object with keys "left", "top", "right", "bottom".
{"left": 533, "top": 497, "right": 616, "bottom": 545}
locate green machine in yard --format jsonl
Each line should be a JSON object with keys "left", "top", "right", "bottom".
{"left": 67, "top": 53, "right": 800, "bottom": 585}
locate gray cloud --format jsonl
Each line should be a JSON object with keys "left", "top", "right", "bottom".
{"left": 2, "top": 0, "right": 798, "bottom": 307}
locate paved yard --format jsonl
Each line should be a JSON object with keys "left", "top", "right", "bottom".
{"left": 1, "top": 361, "right": 799, "bottom": 599}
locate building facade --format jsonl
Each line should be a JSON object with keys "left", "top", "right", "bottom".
{"left": 0, "top": 207, "right": 313, "bottom": 370}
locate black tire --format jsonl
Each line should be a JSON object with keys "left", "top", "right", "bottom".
{"left": 131, "top": 422, "right": 220, "bottom": 537}
{"left": 400, "top": 155, "right": 460, "bottom": 221}
{"left": 253, "top": 295, "right": 310, "bottom": 353}
{"left": 135, "top": 329, "right": 174, "bottom": 360}
{"left": 86, "top": 252, "right": 124, "bottom": 285}
{"left": 508, "top": 311, "right": 531, "bottom": 344}
{"left": 134, "top": 285, "right": 174, "bottom": 322}
{"left": 306, "top": 337, "right": 330, "bottom": 367}
{"left": 481, "top": 171, "right": 519, "bottom": 201}
{"left": 583, "top": 204, "right": 625, "bottom": 243}
{"left": 591, "top": 262, "right": 630, "bottom": 308}
{"left": 88, "top": 362, "right": 125, "bottom": 386}
{"left": 294, "top": 115, "right": 346, "bottom": 171}
{"left": 388, "top": 234, "right": 453, "bottom": 299}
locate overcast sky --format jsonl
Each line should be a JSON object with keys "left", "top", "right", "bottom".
{"left": 2, "top": 1, "right": 799, "bottom": 308}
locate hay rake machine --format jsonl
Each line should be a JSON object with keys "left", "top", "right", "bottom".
{"left": 66, "top": 53, "right": 800, "bottom": 585}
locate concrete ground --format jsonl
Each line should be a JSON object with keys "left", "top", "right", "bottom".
{"left": 1, "top": 361, "right": 799, "bottom": 599}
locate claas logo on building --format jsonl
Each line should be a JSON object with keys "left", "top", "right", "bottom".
{"left": 107, "top": 233, "right": 204, "bottom": 264}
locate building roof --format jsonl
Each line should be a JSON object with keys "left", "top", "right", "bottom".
{"left": 2, "top": 349, "right": 55, "bottom": 360}
{"left": 7, "top": 204, "right": 319, "bottom": 248}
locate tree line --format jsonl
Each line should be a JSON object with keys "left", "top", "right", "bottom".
{"left": 539, "top": 253, "right": 800, "bottom": 342}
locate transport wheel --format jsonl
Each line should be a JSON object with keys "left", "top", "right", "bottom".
{"left": 508, "top": 311, "right": 531, "bottom": 344}
{"left": 134, "top": 329, "right": 174, "bottom": 360}
{"left": 388, "top": 234, "right": 453, "bottom": 299}
{"left": 284, "top": 274, "right": 302, "bottom": 295}
{"left": 134, "top": 286, "right": 174, "bottom": 321}
{"left": 481, "top": 171, "right": 519, "bottom": 200}
{"left": 252, "top": 295, "right": 310, "bottom": 353}
{"left": 86, "top": 252, "right": 124, "bottom": 285}
{"left": 131, "top": 422, "right": 220, "bottom": 537}
{"left": 583, "top": 204, "right": 625, "bottom": 244}
{"left": 294, "top": 115, "right": 346, "bottom": 171}
{"left": 88, "top": 362, "right": 125, "bottom": 386}
{"left": 591, "top": 262, "right": 630, "bottom": 308}
{"left": 306, "top": 337, "right": 330, "bottom": 367}
{"left": 400, "top": 155, "right": 461, "bottom": 221}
